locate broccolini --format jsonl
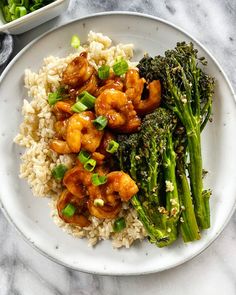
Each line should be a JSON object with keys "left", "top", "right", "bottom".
{"left": 138, "top": 42, "right": 214, "bottom": 230}
{"left": 118, "top": 108, "right": 180, "bottom": 247}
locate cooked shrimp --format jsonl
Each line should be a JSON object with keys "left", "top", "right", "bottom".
{"left": 66, "top": 111, "right": 104, "bottom": 153}
{"left": 87, "top": 170, "right": 137, "bottom": 219}
{"left": 63, "top": 165, "right": 92, "bottom": 197}
{"left": 57, "top": 189, "right": 90, "bottom": 227}
{"left": 96, "top": 131, "right": 114, "bottom": 156}
{"left": 95, "top": 89, "right": 141, "bottom": 133}
{"left": 91, "top": 152, "right": 105, "bottom": 166}
{"left": 54, "top": 119, "right": 68, "bottom": 140}
{"left": 49, "top": 139, "right": 72, "bottom": 154}
{"left": 62, "top": 53, "right": 94, "bottom": 88}
{"left": 95, "top": 164, "right": 110, "bottom": 175}
{"left": 52, "top": 101, "right": 74, "bottom": 121}
{"left": 135, "top": 80, "right": 161, "bottom": 115}
{"left": 87, "top": 199, "right": 121, "bottom": 219}
{"left": 124, "top": 69, "right": 161, "bottom": 115}
{"left": 88, "top": 184, "right": 119, "bottom": 208}
{"left": 76, "top": 73, "right": 98, "bottom": 96}
{"left": 105, "top": 171, "right": 138, "bottom": 202}
{"left": 125, "top": 69, "right": 145, "bottom": 105}
{"left": 66, "top": 114, "right": 82, "bottom": 153}
{"left": 96, "top": 77, "right": 124, "bottom": 96}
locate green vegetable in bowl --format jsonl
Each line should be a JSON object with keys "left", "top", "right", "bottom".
{"left": 1, "top": 0, "right": 55, "bottom": 23}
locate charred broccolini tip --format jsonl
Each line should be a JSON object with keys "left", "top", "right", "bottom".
{"left": 137, "top": 42, "right": 214, "bottom": 229}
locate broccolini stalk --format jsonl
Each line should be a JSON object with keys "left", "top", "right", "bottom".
{"left": 131, "top": 196, "right": 169, "bottom": 244}
{"left": 177, "top": 158, "right": 200, "bottom": 242}
{"left": 162, "top": 132, "right": 180, "bottom": 244}
{"left": 138, "top": 42, "right": 214, "bottom": 229}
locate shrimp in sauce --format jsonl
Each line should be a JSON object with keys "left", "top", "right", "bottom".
{"left": 96, "top": 131, "right": 115, "bottom": 159}
{"left": 95, "top": 89, "right": 141, "bottom": 133}
{"left": 62, "top": 53, "right": 94, "bottom": 88}
{"left": 124, "top": 69, "right": 145, "bottom": 106}
{"left": 96, "top": 77, "right": 124, "bottom": 96}
{"left": 66, "top": 111, "right": 104, "bottom": 153}
{"left": 87, "top": 199, "right": 122, "bottom": 219}
{"left": 125, "top": 69, "right": 161, "bottom": 115}
{"left": 76, "top": 73, "right": 99, "bottom": 97}
{"left": 52, "top": 101, "right": 74, "bottom": 121}
{"left": 87, "top": 171, "right": 138, "bottom": 219}
{"left": 105, "top": 171, "right": 139, "bottom": 202}
{"left": 135, "top": 80, "right": 161, "bottom": 115}
{"left": 49, "top": 139, "right": 72, "bottom": 154}
{"left": 57, "top": 189, "right": 90, "bottom": 227}
{"left": 63, "top": 164, "right": 92, "bottom": 198}
{"left": 54, "top": 119, "right": 68, "bottom": 140}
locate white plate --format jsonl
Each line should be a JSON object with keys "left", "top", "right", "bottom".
{"left": 0, "top": 12, "right": 236, "bottom": 275}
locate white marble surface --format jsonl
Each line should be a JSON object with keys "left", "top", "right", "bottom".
{"left": 1, "top": 0, "right": 236, "bottom": 294}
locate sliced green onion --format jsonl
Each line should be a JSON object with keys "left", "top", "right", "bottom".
{"left": 15, "top": 6, "right": 27, "bottom": 18}
{"left": 98, "top": 65, "right": 110, "bottom": 80}
{"left": 78, "top": 150, "right": 91, "bottom": 164}
{"left": 91, "top": 173, "right": 107, "bottom": 186}
{"left": 9, "top": 3, "right": 16, "bottom": 14}
{"left": 48, "top": 91, "right": 62, "bottom": 106}
{"left": 113, "top": 217, "right": 126, "bottom": 232}
{"left": 93, "top": 198, "right": 104, "bottom": 207}
{"left": 52, "top": 164, "right": 68, "bottom": 181}
{"left": 71, "top": 101, "right": 88, "bottom": 113}
{"left": 9, "top": 0, "right": 20, "bottom": 4}
{"left": 23, "top": 0, "right": 29, "bottom": 9}
{"left": 93, "top": 116, "right": 108, "bottom": 130}
{"left": 30, "top": 3, "right": 43, "bottom": 12}
{"left": 84, "top": 159, "right": 96, "bottom": 172}
{"left": 113, "top": 59, "right": 129, "bottom": 76}
{"left": 77, "top": 91, "right": 96, "bottom": 109}
{"left": 71, "top": 34, "right": 80, "bottom": 49}
{"left": 62, "top": 203, "right": 76, "bottom": 217}
{"left": 106, "top": 140, "right": 119, "bottom": 153}
{"left": 3, "top": 6, "right": 12, "bottom": 22}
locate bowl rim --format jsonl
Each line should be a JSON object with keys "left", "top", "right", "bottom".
{"left": 0, "top": 11, "right": 236, "bottom": 275}
{"left": 0, "top": 0, "right": 67, "bottom": 31}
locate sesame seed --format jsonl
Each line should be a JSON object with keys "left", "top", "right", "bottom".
{"left": 165, "top": 180, "right": 174, "bottom": 192}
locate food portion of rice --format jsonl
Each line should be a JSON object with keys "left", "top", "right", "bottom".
{"left": 14, "top": 31, "right": 146, "bottom": 248}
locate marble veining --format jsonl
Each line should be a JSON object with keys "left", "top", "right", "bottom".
{"left": 0, "top": 1, "right": 236, "bottom": 294}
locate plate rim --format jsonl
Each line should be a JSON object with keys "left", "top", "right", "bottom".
{"left": 0, "top": 11, "right": 236, "bottom": 276}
